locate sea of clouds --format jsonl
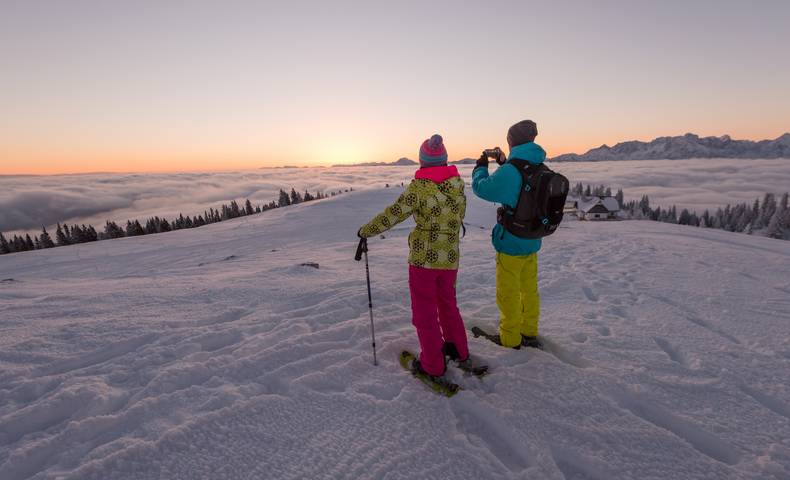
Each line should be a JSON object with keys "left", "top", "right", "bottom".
{"left": 1, "top": 158, "right": 789, "bottom": 236}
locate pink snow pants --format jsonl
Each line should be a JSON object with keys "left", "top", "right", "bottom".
{"left": 409, "top": 265, "right": 469, "bottom": 376}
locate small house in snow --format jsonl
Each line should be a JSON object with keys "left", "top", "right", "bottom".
{"left": 578, "top": 196, "right": 620, "bottom": 220}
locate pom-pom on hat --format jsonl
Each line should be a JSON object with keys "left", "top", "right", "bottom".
{"left": 419, "top": 134, "right": 448, "bottom": 167}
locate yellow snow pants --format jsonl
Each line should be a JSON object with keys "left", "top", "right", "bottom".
{"left": 496, "top": 252, "right": 540, "bottom": 347}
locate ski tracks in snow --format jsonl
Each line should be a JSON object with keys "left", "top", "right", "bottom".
{"left": 2, "top": 190, "right": 790, "bottom": 479}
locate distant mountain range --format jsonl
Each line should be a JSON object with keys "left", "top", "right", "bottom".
{"left": 331, "top": 133, "right": 790, "bottom": 167}
{"left": 333, "top": 157, "right": 477, "bottom": 167}
{"left": 333, "top": 157, "right": 417, "bottom": 167}
{"left": 550, "top": 133, "right": 790, "bottom": 162}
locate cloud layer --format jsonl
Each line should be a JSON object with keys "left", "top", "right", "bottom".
{"left": 0, "top": 168, "right": 417, "bottom": 234}
{"left": 2, "top": 159, "right": 789, "bottom": 235}
{"left": 551, "top": 158, "right": 790, "bottom": 212}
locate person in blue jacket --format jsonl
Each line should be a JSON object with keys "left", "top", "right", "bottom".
{"left": 472, "top": 120, "right": 546, "bottom": 350}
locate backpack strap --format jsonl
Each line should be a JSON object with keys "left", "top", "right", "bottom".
{"left": 498, "top": 159, "right": 550, "bottom": 235}
{"left": 507, "top": 159, "right": 546, "bottom": 209}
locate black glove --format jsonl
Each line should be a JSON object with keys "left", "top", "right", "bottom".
{"left": 357, "top": 228, "right": 365, "bottom": 239}
{"left": 354, "top": 236, "right": 368, "bottom": 261}
{"left": 495, "top": 148, "right": 507, "bottom": 165}
{"left": 475, "top": 152, "right": 489, "bottom": 169}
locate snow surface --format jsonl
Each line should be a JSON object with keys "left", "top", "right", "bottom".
{"left": 2, "top": 185, "right": 790, "bottom": 479}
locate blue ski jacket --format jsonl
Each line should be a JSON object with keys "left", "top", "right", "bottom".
{"left": 471, "top": 142, "right": 546, "bottom": 256}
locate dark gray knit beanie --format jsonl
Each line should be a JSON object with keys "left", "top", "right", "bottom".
{"left": 507, "top": 120, "right": 538, "bottom": 148}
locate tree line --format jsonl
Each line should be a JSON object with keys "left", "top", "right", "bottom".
{"left": 571, "top": 181, "right": 790, "bottom": 240}
{"left": 1, "top": 187, "right": 350, "bottom": 255}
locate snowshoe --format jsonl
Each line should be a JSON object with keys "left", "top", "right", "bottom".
{"left": 470, "top": 326, "right": 521, "bottom": 350}
{"left": 521, "top": 335, "right": 544, "bottom": 350}
{"left": 442, "top": 342, "right": 489, "bottom": 377}
{"left": 399, "top": 350, "right": 460, "bottom": 397}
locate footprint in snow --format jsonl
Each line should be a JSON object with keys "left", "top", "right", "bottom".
{"left": 570, "top": 332, "right": 588, "bottom": 343}
{"left": 582, "top": 286, "right": 599, "bottom": 302}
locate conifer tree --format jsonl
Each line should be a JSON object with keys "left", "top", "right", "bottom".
{"left": 245, "top": 199, "right": 254, "bottom": 215}
{"left": 56, "top": 223, "right": 70, "bottom": 246}
{"left": 128, "top": 220, "right": 144, "bottom": 236}
{"left": 290, "top": 188, "right": 302, "bottom": 204}
{"left": 760, "top": 193, "right": 776, "bottom": 227}
{"left": 87, "top": 225, "right": 98, "bottom": 242}
{"left": 39, "top": 227, "right": 55, "bottom": 248}
{"left": 11, "top": 235, "right": 23, "bottom": 252}
{"left": 0, "top": 232, "right": 10, "bottom": 254}
{"left": 104, "top": 221, "right": 125, "bottom": 239}
{"left": 765, "top": 210, "right": 784, "bottom": 239}
{"left": 780, "top": 192, "right": 790, "bottom": 230}
{"left": 75, "top": 225, "right": 88, "bottom": 243}
{"left": 230, "top": 200, "right": 241, "bottom": 217}
{"left": 145, "top": 218, "right": 158, "bottom": 234}
{"left": 278, "top": 189, "right": 291, "bottom": 207}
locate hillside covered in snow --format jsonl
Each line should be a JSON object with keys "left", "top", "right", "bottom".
{"left": 551, "top": 133, "right": 790, "bottom": 162}
{"left": 1, "top": 187, "right": 790, "bottom": 479}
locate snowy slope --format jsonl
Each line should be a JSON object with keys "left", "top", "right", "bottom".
{"left": 1, "top": 186, "right": 790, "bottom": 480}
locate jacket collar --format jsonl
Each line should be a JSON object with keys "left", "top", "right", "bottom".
{"left": 414, "top": 165, "right": 460, "bottom": 183}
{"left": 508, "top": 142, "right": 546, "bottom": 165}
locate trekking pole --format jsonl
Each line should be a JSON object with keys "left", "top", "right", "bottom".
{"left": 355, "top": 237, "right": 378, "bottom": 366}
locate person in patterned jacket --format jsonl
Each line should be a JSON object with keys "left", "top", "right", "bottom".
{"left": 358, "top": 134, "right": 470, "bottom": 379}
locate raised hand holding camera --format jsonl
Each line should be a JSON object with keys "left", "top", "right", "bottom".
{"left": 475, "top": 151, "right": 489, "bottom": 169}
{"left": 481, "top": 147, "right": 507, "bottom": 166}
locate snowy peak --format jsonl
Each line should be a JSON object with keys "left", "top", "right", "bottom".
{"left": 333, "top": 157, "right": 418, "bottom": 167}
{"left": 393, "top": 157, "right": 418, "bottom": 166}
{"left": 551, "top": 133, "right": 790, "bottom": 162}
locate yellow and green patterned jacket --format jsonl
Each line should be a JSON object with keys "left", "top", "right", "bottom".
{"left": 359, "top": 165, "right": 466, "bottom": 269}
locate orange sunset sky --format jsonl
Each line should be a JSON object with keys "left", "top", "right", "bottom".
{"left": 1, "top": 1, "right": 789, "bottom": 175}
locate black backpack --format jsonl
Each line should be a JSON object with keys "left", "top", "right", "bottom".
{"left": 497, "top": 159, "right": 569, "bottom": 239}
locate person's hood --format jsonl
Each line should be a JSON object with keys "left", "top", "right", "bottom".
{"left": 508, "top": 142, "right": 546, "bottom": 165}
{"left": 414, "top": 165, "right": 460, "bottom": 183}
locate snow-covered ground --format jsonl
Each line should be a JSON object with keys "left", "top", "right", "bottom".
{"left": 1, "top": 186, "right": 790, "bottom": 479}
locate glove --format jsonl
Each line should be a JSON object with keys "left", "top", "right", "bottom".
{"left": 475, "top": 152, "right": 489, "bottom": 169}
{"left": 495, "top": 148, "right": 507, "bottom": 165}
{"left": 357, "top": 228, "right": 365, "bottom": 239}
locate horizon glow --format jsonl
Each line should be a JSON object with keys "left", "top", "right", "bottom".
{"left": 1, "top": 0, "right": 789, "bottom": 175}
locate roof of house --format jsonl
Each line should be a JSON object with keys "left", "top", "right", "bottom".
{"left": 579, "top": 196, "right": 620, "bottom": 213}
{"left": 585, "top": 204, "right": 610, "bottom": 214}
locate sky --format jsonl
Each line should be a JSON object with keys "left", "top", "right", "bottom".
{"left": 1, "top": 0, "right": 789, "bottom": 174}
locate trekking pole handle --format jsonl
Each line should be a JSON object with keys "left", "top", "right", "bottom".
{"left": 354, "top": 237, "right": 367, "bottom": 261}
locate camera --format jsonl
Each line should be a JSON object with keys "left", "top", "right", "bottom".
{"left": 483, "top": 147, "right": 507, "bottom": 165}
